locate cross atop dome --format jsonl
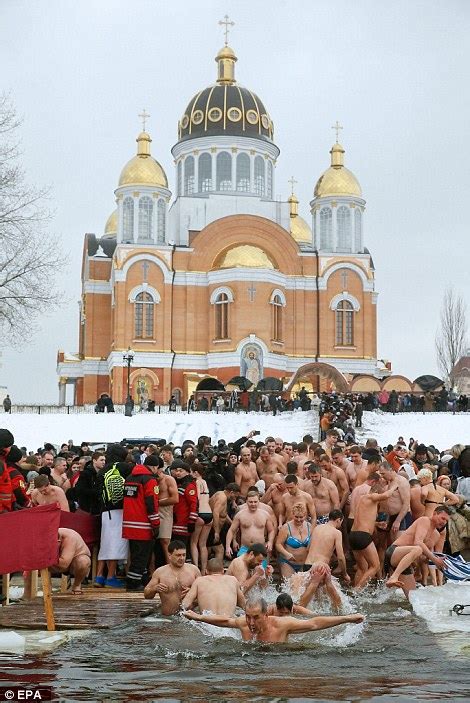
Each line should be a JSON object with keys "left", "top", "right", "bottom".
{"left": 331, "top": 120, "right": 343, "bottom": 143}
{"left": 218, "top": 14, "right": 235, "bottom": 46}
{"left": 288, "top": 176, "right": 298, "bottom": 196}
{"left": 139, "top": 109, "right": 150, "bottom": 132}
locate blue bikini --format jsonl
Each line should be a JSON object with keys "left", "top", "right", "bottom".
{"left": 278, "top": 522, "right": 311, "bottom": 572}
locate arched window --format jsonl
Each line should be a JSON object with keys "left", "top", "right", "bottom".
{"left": 337, "top": 206, "right": 351, "bottom": 252}
{"left": 123, "top": 197, "right": 134, "bottom": 242}
{"left": 354, "top": 209, "right": 362, "bottom": 251}
{"left": 184, "top": 155, "right": 195, "bottom": 195}
{"left": 157, "top": 199, "right": 165, "bottom": 243}
{"left": 177, "top": 161, "right": 183, "bottom": 196}
{"left": 272, "top": 294, "right": 283, "bottom": 342}
{"left": 236, "top": 153, "right": 250, "bottom": 192}
{"left": 138, "top": 196, "right": 153, "bottom": 241}
{"left": 335, "top": 299, "right": 354, "bottom": 346}
{"left": 216, "top": 152, "right": 232, "bottom": 191}
{"left": 135, "top": 292, "right": 155, "bottom": 339}
{"left": 267, "top": 161, "right": 273, "bottom": 199}
{"left": 254, "top": 156, "right": 265, "bottom": 196}
{"left": 214, "top": 292, "right": 229, "bottom": 339}
{"left": 320, "top": 207, "right": 332, "bottom": 249}
{"left": 198, "top": 153, "right": 212, "bottom": 192}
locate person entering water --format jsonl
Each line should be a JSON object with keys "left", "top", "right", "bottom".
{"left": 184, "top": 597, "right": 363, "bottom": 643}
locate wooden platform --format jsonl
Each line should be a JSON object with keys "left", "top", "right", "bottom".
{"left": 0, "top": 588, "right": 160, "bottom": 631}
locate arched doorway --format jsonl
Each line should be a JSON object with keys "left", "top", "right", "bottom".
{"left": 286, "top": 362, "right": 350, "bottom": 394}
{"left": 130, "top": 368, "right": 160, "bottom": 405}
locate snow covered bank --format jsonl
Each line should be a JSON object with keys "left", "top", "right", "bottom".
{"left": 0, "top": 410, "right": 317, "bottom": 451}
{"left": 358, "top": 411, "right": 470, "bottom": 450}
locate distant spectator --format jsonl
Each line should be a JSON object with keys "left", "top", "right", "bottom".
{"left": 3, "top": 395, "right": 11, "bottom": 413}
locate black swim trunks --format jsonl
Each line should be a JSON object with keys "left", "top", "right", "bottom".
{"left": 387, "top": 512, "right": 413, "bottom": 531}
{"left": 384, "top": 544, "right": 413, "bottom": 575}
{"left": 349, "top": 530, "right": 373, "bottom": 551}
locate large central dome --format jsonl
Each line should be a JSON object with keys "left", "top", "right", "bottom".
{"left": 177, "top": 46, "right": 274, "bottom": 143}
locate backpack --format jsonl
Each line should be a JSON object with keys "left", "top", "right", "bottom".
{"left": 102, "top": 464, "right": 125, "bottom": 507}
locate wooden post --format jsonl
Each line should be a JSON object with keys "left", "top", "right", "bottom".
{"left": 1, "top": 573, "right": 10, "bottom": 605}
{"left": 60, "top": 574, "right": 68, "bottom": 593}
{"left": 91, "top": 544, "right": 98, "bottom": 581}
{"left": 23, "top": 570, "right": 39, "bottom": 601}
{"left": 40, "top": 568, "right": 56, "bottom": 631}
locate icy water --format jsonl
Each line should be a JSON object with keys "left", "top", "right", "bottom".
{"left": 1, "top": 584, "right": 470, "bottom": 702}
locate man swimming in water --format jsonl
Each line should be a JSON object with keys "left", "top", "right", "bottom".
{"left": 226, "top": 543, "right": 273, "bottom": 593}
{"left": 181, "top": 558, "right": 245, "bottom": 616}
{"left": 184, "top": 597, "right": 363, "bottom": 642}
{"left": 266, "top": 592, "right": 315, "bottom": 617}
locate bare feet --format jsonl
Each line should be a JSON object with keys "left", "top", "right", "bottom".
{"left": 385, "top": 578, "right": 404, "bottom": 589}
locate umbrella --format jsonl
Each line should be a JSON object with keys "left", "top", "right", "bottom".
{"left": 413, "top": 375, "right": 444, "bottom": 392}
{"left": 195, "top": 378, "right": 225, "bottom": 391}
{"left": 226, "top": 376, "right": 253, "bottom": 391}
{"left": 256, "top": 377, "right": 284, "bottom": 392}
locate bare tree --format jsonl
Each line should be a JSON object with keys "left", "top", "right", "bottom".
{"left": 0, "top": 93, "right": 64, "bottom": 339}
{"left": 435, "top": 287, "right": 468, "bottom": 389}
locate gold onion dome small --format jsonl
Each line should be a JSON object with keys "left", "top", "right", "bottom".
{"left": 119, "top": 131, "right": 168, "bottom": 188}
{"left": 314, "top": 142, "right": 362, "bottom": 198}
{"left": 103, "top": 209, "right": 117, "bottom": 238}
{"left": 288, "top": 194, "right": 312, "bottom": 244}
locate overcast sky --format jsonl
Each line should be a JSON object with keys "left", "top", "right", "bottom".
{"left": 1, "top": 0, "right": 469, "bottom": 403}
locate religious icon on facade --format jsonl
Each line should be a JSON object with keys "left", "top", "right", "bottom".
{"left": 240, "top": 344, "right": 263, "bottom": 386}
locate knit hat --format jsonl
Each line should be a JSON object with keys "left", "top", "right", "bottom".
{"left": 7, "top": 445, "right": 23, "bottom": 463}
{"left": 0, "top": 429, "right": 14, "bottom": 449}
{"left": 105, "top": 443, "right": 128, "bottom": 462}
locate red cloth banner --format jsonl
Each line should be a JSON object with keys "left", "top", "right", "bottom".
{"left": 0, "top": 504, "right": 61, "bottom": 573}
{"left": 59, "top": 510, "right": 101, "bottom": 546}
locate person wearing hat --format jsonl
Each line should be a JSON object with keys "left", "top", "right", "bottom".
{"left": 171, "top": 460, "right": 198, "bottom": 545}
{"left": 5, "top": 445, "right": 29, "bottom": 508}
{"left": 0, "top": 429, "right": 14, "bottom": 513}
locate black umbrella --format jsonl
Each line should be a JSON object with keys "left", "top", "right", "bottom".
{"left": 256, "top": 377, "right": 284, "bottom": 392}
{"left": 226, "top": 376, "right": 253, "bottom": 391}
{"left": 413, "top": 375, "right": 444, "bottom": 392}
{"left": 196, "top": 377, "right": 225, "bottom": 391}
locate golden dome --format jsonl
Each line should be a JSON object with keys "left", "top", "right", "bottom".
{"left": 103, "top": 209, "right": 117, "bottom": 237}
{"left": 118, "top": 131, "right": 168, "bottom": 188}
{"left": 291, "top": 214, "right": 312, "bottom": 243}
{"left": 214, "top": 245, "right": 276, "bottom": 269}
{"left": 314, "top": 142, "right": 362, "bottom": 198}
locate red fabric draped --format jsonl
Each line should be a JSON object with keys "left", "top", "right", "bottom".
{"left": 0, "top": 504, "right": 61, "bottom": 573}
{"left": 59, "top": 510, "right": 101, "bottom": 546}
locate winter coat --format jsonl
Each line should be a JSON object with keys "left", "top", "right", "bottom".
{"left": 122, "top": 464, "right": 159, "bottom": 540}
{"left": 75, "top": 463, "right": 102, "bottom": 515}
{"left": 173, "top": 474, "right": 198, "bottom": 537}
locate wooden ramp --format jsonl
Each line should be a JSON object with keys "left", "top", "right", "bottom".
{"left": 0, "top": 589, "right": 160, "bottom": 631}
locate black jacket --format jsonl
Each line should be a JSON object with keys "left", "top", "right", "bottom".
{"left": 75, "top": 463, "right": 101, "bottom": 515}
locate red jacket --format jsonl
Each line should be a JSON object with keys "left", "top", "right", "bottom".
{"left": 122, "top": 465, "right": 159, "bottom": 540}
{"left": 0, "top": 459, "right": 12, "bottom": 513}
{"left": 7, "top": 464, "right": 30, "bottom": 508}
{"left": 173, "top": 475, "right": 198, "bottom": 537}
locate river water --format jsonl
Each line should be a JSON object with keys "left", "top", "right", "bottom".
{"left": 1, "top": 584, "right": 469, "bottom": 702}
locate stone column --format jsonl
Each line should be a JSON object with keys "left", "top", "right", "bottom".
{"left": 58, "top": 377, "right": 67, "bottom": 406}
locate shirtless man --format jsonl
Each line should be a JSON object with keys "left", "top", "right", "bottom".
{"left": 144, "top": 540, "right": 200, "bottom": 614}
{"left": 332, "top": 447, "right": 357, "bottom": 491}
{"left": 278, "top": 475, "right": 316, "bottom": 526}
{"left": 280, "top": 442, "right": 294, "bottom": 464}
{"left": 261, "top": 473, "right": 287, "bottom": 524}
{"left": 349, "top": 474, "right": 399, "bottom": 589}
{"left": 418, "top": 468, "right": 459, "bottom": 517}
{"left": 181, "top": 558, "right": 245, "bottom": 616}
{"left": 318, "top": 455, "right": 349, "bottom": 509}
{"left": 31, "top": 475, "right": 69, "bottom": 512}
{"left": 385, "top": 506, "right": 450, "bottom": 597}
{"left": 225, "top": 490, "right": 276, "bottom": 557}
{"left": 51, "top": 457, "right": 70, "bottom": 492}
{"left": 226, "top": 543, "right": 272, "bottom": 593}
{"left": 256, "top": 446, "right": 285, "bottom": 488}
{"left": 320, "top": 430, "right": 338, "bottom": 458}
{"left": 409, "top": 478, "right": 425, "bottom": 520}
{"left": 209, "top": 482, "right": 240, "bottom": 556}
{"left": 354, "top": 450, "right": 378, "bottom": 486}
{"left": 53, "top": 527, "right": 91, "bottom": 595}
{"left": 152, "top": 457, "right": 179, "bottom": 562}
{"left": 303, "top": 464, "right": 339, "bottom": 523}
{"left": 184, "top": 597, "right": 363, "bottom": 643}
{"left": 235, "top": 447, "right": 259, "bottom": 497}
{"left": 294, "top": 442, "right": 311, "bottom": 477}
{"left": 298, "top": 510, "right": 349, "bottom": 609}
{"left": 378, "top": 461, "right": 411, "bottom": 538}
{"left": 267, "top": 592, "right": 315, "bottom": 617}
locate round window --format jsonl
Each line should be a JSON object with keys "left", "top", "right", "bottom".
{"left": 192, "top": 110, "right": 204, "bottom": 125}
{"left": 208, "top": 107, "right": 223, "bottom": 122}
{"left": 181, "top": 115, "right": 189, "bottom": 129}
{"left": 246, "top": 110, "right": 259, "bottom": 125}
{"left": 227, "top": 107, "right": 242, "bottom": 122}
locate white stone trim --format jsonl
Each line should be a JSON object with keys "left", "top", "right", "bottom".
{"left": 84, "top": 280, "right": 112, "bottom": 294}
{"left": 329, "top": 292, "right": 360, "bottom": 312}
{"left": 270, "top": 288, "right": 286, "bottom": 305}
{"left": 171, "top": 135, "right": 280, "bottom": 161}
{"left": 209, "top": 286, "right": 234, "bottom": 303}
{"left": 115, "top": 253, "right": 172, "bottom": 283}
{"left": 128, "top": 284, "right": 161, "bottom": 303}
{"left": 319, "top": 262, "right": 372, "bottom": 291}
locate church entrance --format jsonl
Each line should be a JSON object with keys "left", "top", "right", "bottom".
{"left": 286, "top": 362, "right": 350, "bottom": 394}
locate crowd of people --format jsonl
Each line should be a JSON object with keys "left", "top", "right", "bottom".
{"left": 0, "top": 422, "right": 469, "bottom": 642}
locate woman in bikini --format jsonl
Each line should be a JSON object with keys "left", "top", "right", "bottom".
{"left": 190, "top": 464, "right": 213, "bottom": 574}
{"left": 275, "top": 503, "right": 312, "bottom": 579}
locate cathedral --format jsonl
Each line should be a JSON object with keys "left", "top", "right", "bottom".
{"left": 57, "top": 34, "right": 381, "bottom": 406}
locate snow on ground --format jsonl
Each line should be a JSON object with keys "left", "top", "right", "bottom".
{"left": 0, "top": 410, "right": 317, "bottom": 451}
{"left": 358, "top": 411, "right": 470, "bottom": 450}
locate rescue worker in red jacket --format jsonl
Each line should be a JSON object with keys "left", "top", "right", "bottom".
{"left": 122, "top": 462, "right": 160, "bottom": 591}
{"left": 170, "top": 460, "right": 198, "bottom": 544}
{"left": 6, "top": 445, "right": 30, "bottom": 508}
{"left": 0, "top": 429, "right": 14, "bottom": 513}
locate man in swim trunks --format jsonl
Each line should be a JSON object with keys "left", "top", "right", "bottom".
{"left": 303, "top": 464, "right": 339, "bottom": 524}
{"left": 225, "top": 490, "right": 275, "bottom": 558}
{"left": 256, "top": 446, "right": 285, "bottom": 488}
{"left": 378, "top": 461, "right": 412, "bottom": 538}
{"left": 262, "top": 473, "right": 288, "bottom": 524}
{"left": 181, "top": 558, "right": 245, "bottom": 616}
{"left": 298, "top": 509, "right": 349, "bottom": 610}
{"left": 150, "top": 456, "right": 178, "bottom": 563}
{"left": 144, "top": 540, "right": 200, "bottom": 614}
{"left": 226, "top": 543, "right": 272, "bottom": 593}
{"left": 318, "top": 455, "right": 350, "bottom": 509}
{"left": 349, "top": 473, "right": 399, "bottom": 589}
{"left": 184, "top": 597, "right": 363, "bottom": 642}
{"left": 52, "top": 527, "right": 91, "bottom": 595}
{"left": 235, "top": 447, "right": 259, "bottom": 497}
{"left": 385, "top": 506, "right": 450, "bottom": 598}
{"left": 209, "top": 483, "right": 240, "bottom": 559}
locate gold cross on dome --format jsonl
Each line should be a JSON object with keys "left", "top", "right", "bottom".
{"left": 288, "top": 176, "right": 298, "bottom": 196}
{"left": 219, "top": 14, "right": 235, "bottom": 46}
{"left": 331, "top": 120, "right": 343, "bottom": 143}
{"left": 139, "top": 109, "right": 150, "bottom": 132}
